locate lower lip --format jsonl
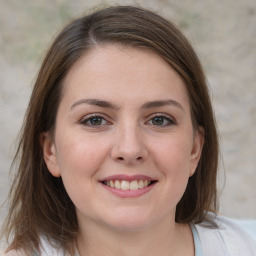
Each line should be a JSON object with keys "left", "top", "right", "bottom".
{"left": 100, "top": 182, "right": 157, "bottom": 198}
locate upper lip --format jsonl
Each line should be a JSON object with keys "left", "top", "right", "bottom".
{"left": 99, "top": 174, "right": 156, "bottom": 182}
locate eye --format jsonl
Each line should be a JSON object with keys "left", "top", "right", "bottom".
{"left": 148, "top": 115, "right": 175, "bottom": 126}
{"left": 80, "top": 115, "right": 109, "bottom": 127}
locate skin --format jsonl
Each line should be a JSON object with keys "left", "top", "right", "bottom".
{"left": 42, "top": 45, "right": 204, "bottom": 256}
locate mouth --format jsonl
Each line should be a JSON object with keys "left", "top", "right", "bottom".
{"left": 99, "top": 175, "right": 158, "bottom": 197}
{"left": 101, "top": 179, "right": 157, "bottom": 191}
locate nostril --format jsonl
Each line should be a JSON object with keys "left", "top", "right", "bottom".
{"left": 116, "top": 156, "right": 143, "bottom": 161}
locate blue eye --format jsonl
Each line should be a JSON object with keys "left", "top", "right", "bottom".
{"left": 149, "top": 115, "right": 175, "bottom": 126}
{"left": 81, "top": 115, "right": 108, "bottom": 127}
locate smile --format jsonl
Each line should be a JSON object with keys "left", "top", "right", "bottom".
{"left": 102, "top": 179, "right": 155, "bottom": 190}
{"left": 100, "top": 175, "right": 158, "bottom": 198}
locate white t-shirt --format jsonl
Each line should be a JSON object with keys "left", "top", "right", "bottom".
{"left": 193, "top": 216, "right": 256, "bottom": 256}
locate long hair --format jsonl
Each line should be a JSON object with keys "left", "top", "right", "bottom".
{"left": 2, "top": 5, "right": 219, "bottom": 254}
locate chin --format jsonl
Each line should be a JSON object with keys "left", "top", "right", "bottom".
{"left": 102, "top": 211, "right": 158, "bottom": 233}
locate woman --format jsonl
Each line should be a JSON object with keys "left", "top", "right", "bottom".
{"left": 1, "top": 5, "right": 255, "bottom": 256}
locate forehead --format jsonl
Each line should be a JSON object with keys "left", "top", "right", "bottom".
{"left": 61, "top": 44, "right": 190, "bottom": 109}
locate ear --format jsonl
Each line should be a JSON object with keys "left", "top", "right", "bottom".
{"left": 40, "top": 132, "right": 61, "bottom": 177}
{"left": 189, "top": 126, "right": 204, "bottom": 177}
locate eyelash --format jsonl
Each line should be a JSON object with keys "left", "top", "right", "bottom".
{"left": 79, "top": 113, "right": 176, "bottom": 128}
{"left": 79, "top": 114, "right": 111, "bottom": 127}
{"left": 146, "top": 114, "right": 176, "bottom": 127}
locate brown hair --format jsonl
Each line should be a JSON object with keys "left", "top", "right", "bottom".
{"left": 2, "top": 5, "right": 219, "bottom": 254}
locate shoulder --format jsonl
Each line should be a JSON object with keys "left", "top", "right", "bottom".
{"left": 194, "top": 215, "right": 256, "bottom": 256}
{"left": 0, "top": 249, "right": 28, "bottom": 256}
{"left": 0, "top": 236, "right": 68, "bottom": 256}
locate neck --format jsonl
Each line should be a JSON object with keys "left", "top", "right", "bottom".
{"left": 76, "top": 216, "right": 194, "bottom": 256}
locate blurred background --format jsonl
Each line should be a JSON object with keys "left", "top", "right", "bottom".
{"left": 0, "top": 0, "right": 255, "bottom": 230}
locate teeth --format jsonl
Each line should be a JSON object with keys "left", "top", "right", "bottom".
{"left": 121, "top": 180, "right": 130, "bottom": 190}
{"left": 130, "top": 180, "right": 139, "bottom": 190}
{"left": 144, "top": 180, "right": 148, "bottom": 187}
{"left": 138, "top": 180, "right": 144, "bottom": 189}
{"left": 104, "top": 179, "right": 153, "bottom": 190}
{"left": 115, "top": 180, "right": 121, "bottom": 189}
{"left": 110, "top": 180, "right": 115, "bottom": 188}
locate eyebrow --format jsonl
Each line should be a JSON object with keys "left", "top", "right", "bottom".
{"left": 70, "top": 98, "right": 119, "bottom": 110}
{"left": 141, "top": 100, "right": 185, "bottom": 112}
{"left": 70, "top": 98, "right": 184, "bottom": 112}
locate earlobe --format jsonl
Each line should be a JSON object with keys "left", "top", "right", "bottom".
{"left": 189, "top": 126, "right": 204, "bottom": 176}
{"left": 40, "top": 132, "right": 61, "bottom": 177}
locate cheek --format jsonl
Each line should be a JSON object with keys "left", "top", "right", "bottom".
{"left": 152, "top": 133, "right": 193, "bottom": 171}
{"left": 54, "top": 135, "right": 110, "bottom": 206}
{"left": 55, "top": 134, "right": 109, "bottom": 179}
{"left": 151, "top": 134, "right": 193, "bottom": 196}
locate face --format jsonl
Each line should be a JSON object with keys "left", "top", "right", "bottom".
{"left": 42, "top": 45, "right": 204, "bottom": 233}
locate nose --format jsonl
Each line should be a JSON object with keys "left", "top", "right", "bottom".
{"left": 111, "top": 125, "right": 148, "bottom": 165}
